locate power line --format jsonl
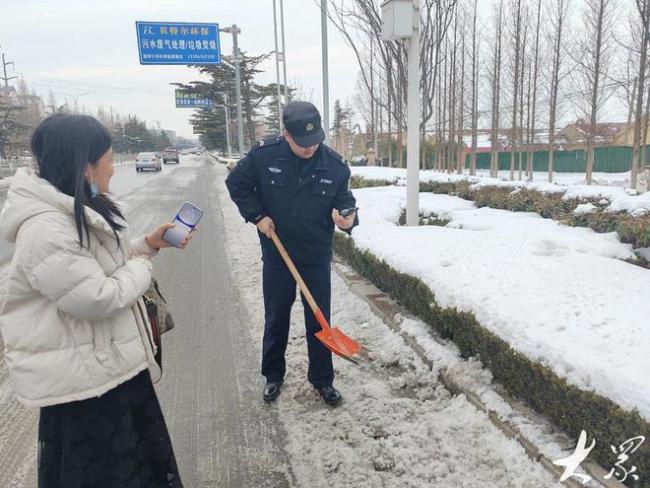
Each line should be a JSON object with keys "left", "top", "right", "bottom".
{"left": 14, "top": 70, "right": 169, "bottom": 96}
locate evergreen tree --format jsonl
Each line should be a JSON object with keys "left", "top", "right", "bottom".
{"left": 173, "top": 51, "right": 273, "bottom": 152}
{"left": 263, "top": 83, "right": 296, "bottom": 136}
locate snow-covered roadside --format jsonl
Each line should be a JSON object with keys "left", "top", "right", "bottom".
{"left": 350, "top": 167, "right": 649, "bottom": 214}
{"left": 351, "top": 186, "right": 650, "bottom": 423}
{"left": 214, "top": 164, "right": 562, "bottom": 487}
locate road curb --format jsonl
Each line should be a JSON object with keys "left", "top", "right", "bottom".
{"left": 332, "top": 257, "right": 624, "bottom": 488}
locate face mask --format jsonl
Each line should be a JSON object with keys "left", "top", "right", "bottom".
{"left": 88, "top": 170, "right": 99, "bottom": 199}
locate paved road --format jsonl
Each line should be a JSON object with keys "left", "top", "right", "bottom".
{"left": 0, "top": 158, "right": 292, "bottom": 487}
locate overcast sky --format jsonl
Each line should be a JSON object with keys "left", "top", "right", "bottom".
{"left": 1, "top": 1, "right": 635, "bottom": 140}
{"left": 1, "top": 0, "right": 359, "bottom": 138}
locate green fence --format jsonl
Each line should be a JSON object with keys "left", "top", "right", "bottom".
{"left": 462, "top": 146, "right": 643, "bottom": 173}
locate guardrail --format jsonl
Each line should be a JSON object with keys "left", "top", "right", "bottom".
{"left": 0, "top": 154, "right": 137, "bottom": 179}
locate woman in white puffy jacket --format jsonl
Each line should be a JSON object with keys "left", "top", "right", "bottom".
{"left": 0, "top": 114, "right": 192, "bottom": 487}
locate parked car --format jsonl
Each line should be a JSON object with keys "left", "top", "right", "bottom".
{"left": 135, "top": 152, "right": 162, "bottom": 172}
{"left": 163, "top": 147, "right": 179, "bottom": 164}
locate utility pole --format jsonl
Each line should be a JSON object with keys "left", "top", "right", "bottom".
{"left": 1, "top": 53, "right": 17, "bottom": 88}
{"left": 381, "top": 0, "right": 420, "bottom": 226}
{"left": 321, "top": 0, "right": 330, "bottom": 145}
{"left": 406, "top": 0, "right": 420, "bottom": 226}
{"left": 279, "top": 0, "right": 289, "bottom": 102}
{"left": 273, "top": 0, "right": 284, "bottom": 131}
{"left": 216, "top": 92, "right": 232, "bottom": 158}
{"left": 220, "top": 25, "right": 244, "bottom": 155}
{"left": 1, "top": 52, "right": 18, "bottom": 164}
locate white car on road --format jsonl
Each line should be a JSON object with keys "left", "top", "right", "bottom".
{"left": 135, "top": 152, "right": 162, "bottom": 172}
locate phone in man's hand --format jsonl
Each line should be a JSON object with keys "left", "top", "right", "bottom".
{"left": 163, "top": 201, "right": 204, "bottom": 247}
{"left": 339, "top": 207, "right": 359, "bottom": 218}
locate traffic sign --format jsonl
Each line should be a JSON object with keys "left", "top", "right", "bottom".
{"left": 175, "top": 90, "right": 214, "bottom": 108}
{"left": 136, "top": 21, "right": 221, "bottom": 65}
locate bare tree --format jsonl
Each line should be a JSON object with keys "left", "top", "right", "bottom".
{"left": 489, "top": 1, "right": 505, "bottom": 178}
{"left": 631, "top": 0, "right": 650, "bottom": 188}
{"left": 517, "top": 13, "right": 529, "bottom": 181}
{"left": 327, "top": 0, "right": 457, "bottom": 170}
{"left": 456, "top": 11, "right": 468, "bottom": 174}
{"left": 508, "top": 0, "right": 524, "bottom": 181}
{"left": 469, "top": 0, "right": 480, "bottom": 176}
{"left": 547, "top": 0, "right": 569, "bottom": 183}
{"left": 572, "top": 0, "right": 616, "bottom": 185}
{"left": 447, "top": 6, "right": 459, "bottom": 172}
{"left": 526, "top": 0, "right": 543, "bottom": 180}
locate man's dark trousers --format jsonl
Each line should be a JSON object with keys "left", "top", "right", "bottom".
{"left": 261, "top": 260, "right": 333, "bottom": 387}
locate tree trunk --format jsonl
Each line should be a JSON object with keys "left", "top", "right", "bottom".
{"left": 490, "top": 3, "right": 504, "bottom": 178}
{"left": 470, "top": 0, "right": 479, "bottom": 176}
{"left": 528, "top": 0, "right": 542, "bottom": 181}
{"left": 632, "top": 0, "right": 650, "bottom": 188}
{"left": 549, "top": 0, "right": 567, "bottom": 183}
{"left": 457, "top": 19, "right": 467, "bottom": 174}
{"left": 510, "top": 0, "right": 523, "bottom": 181}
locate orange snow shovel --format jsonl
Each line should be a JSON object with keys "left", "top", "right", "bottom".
{"left": 269, "top": 229, "right": 363, "bottom": 365}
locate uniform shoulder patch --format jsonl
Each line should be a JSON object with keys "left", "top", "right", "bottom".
{"left": 324, "top": 145, "right": 347, "bottom": 165}
{"left": 250, "top": 136, "right": 282, "bottom": 154}
{"left": 253, "top": 136, "right": 282, "bottom": 151}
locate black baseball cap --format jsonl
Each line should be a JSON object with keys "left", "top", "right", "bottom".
{"left": 282, "top": 101, "right": 326, "bottom": 148}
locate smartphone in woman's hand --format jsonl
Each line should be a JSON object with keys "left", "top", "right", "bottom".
{"left": 163, "top": 201, "right": 203, "bottom": 247}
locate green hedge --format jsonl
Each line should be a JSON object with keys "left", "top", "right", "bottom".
{"left": 334, "top": 234, "right": 650, "bottom": 487}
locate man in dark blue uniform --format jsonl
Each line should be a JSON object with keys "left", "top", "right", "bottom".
{"left": 226, "top": 101, "right": 358, "bottom": 406}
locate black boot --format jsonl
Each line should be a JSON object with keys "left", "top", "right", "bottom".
{"left": 314, "top": 385, "right": 342, "bottom": 406}
{"left": 263, "top": 381, "right": 283, "bottom": 403}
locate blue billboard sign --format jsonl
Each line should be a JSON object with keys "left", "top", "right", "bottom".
{"left": 175, "top": 90, "right": 214, "bottom": 108}
{"left": 136, "top": 21, "right": 221, "bottom": 65}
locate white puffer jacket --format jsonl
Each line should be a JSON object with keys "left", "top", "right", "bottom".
{"left": 0, "top": 168, "right": 161, "bottom": 408}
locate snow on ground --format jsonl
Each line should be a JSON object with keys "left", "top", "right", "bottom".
{"left": 606, "top": 191, "right": 650, "bottom": 214}
{"left": 214, "top": 164, "right": 563, "bottom": 488}
{"left": 351, "top": 167, "right": 646, "bottom": 214}
{"left": 350, "top": 185, "right": 649, "bottom": 422}
{"left": 574, "top": 203, "right": 599, "bottom": 215}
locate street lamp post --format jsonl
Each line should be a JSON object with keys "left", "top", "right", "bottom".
{"left": 216, "top": 91, "right": 232, "bottom": 158}
{"left": 279, "top": 0, "right": 289, "bottom": 102}
{"left": 381, "top": 0, "right": 420, "bottom": 227}
{"left": 220, "top": 25, "right": 245, "bottom": 155}
{"left": 272, "top": 0, "right": 284, "bottom": 131}
{"left": 321, "top": 0, "right": 330, "bottom": 145}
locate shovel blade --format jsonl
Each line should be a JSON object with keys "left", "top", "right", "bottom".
{"left": 316, "top": 326, "right": 362, "bottom": 362}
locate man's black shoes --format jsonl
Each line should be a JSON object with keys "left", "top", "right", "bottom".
{"left": 264, "top": 381, "right": 342, "bottom": 406}
{"left": 314, "top": 385, "right": 343, "bottom": 407}
{"left": 263, "top": 381, "right": 283, "bottom": 403}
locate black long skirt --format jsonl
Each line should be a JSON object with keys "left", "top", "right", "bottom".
{"left": 38, "top": 370, "right": 183, "bottom": 488}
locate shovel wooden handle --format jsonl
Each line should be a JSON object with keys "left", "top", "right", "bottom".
{"left": 269, "top": 229, "right": 320, "bottom": 316}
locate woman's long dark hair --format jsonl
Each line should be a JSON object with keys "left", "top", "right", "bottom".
{"left": 31, "top": 114, "right": 125, "bottom": 248}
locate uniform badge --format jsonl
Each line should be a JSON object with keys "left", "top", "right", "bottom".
{"left": 258, "top": 139, "right": 265, "bottom": 147}
{"left": 306, "top": 123, "right": 314, "bottom": 132}
{"left": 269, "top": 167, "right": 282, "bottom": 173}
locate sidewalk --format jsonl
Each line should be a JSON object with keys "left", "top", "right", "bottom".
{"left": 215, "top": 163, "right": 572, "bottom": 487}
